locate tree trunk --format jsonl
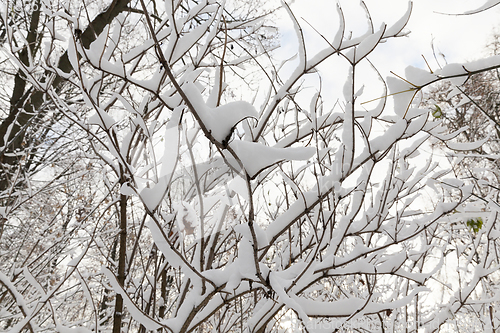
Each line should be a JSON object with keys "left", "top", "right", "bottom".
{"left": 112, "top": 192, "right": 128, "bottom": 333}
{"left": 0, "top": 0, "right": 131, "bottom": 191}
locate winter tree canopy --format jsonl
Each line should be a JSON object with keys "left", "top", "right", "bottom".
{"left": 1, "top": 0, "right": 500, "bottom": 332}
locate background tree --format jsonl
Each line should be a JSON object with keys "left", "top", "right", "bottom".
{"left": 1, "top": 1, "right": 500, "bottom": 333}
{"left": 0, "top": 0, "right": 136, "bottom": 193}
{"left": 421, "top": 29, "right": 500, "bottom": 332}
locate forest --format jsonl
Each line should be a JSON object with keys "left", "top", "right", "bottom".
{"left": 1, "top": 0, "right": 500, "bottom": 332}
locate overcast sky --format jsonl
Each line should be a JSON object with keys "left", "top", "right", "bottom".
{"left": 273, "top": 0, "right": 500, "bottom": 110}
{"left": 279, "top": 0, "right": 500, "bottom": 67}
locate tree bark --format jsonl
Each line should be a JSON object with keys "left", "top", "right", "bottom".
{"left": 112, "top": 191, "right": 128, "bottom": 333}
{"left": 0, "top": 0, "right": 131, "bottom": 191}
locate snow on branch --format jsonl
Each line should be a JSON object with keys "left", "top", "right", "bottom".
{"left": 1, "top": 0, "right": 499, "bottom": 332}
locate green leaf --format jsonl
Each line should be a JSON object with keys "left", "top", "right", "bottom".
{"left": 431, "top": 105, "right": 442, "bottom": 118}
{"left": 466, "top": 217, "right": 483, "bottom": 233}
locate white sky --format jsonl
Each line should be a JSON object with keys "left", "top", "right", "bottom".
{"left": 279, "top": 0, "right": 500, "bottom": 67}
{"left": 266, "top": 0, "right": 500, "bottom": 188}
{"left": 274, "top": 0, "right": 500, "bottom": 110}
